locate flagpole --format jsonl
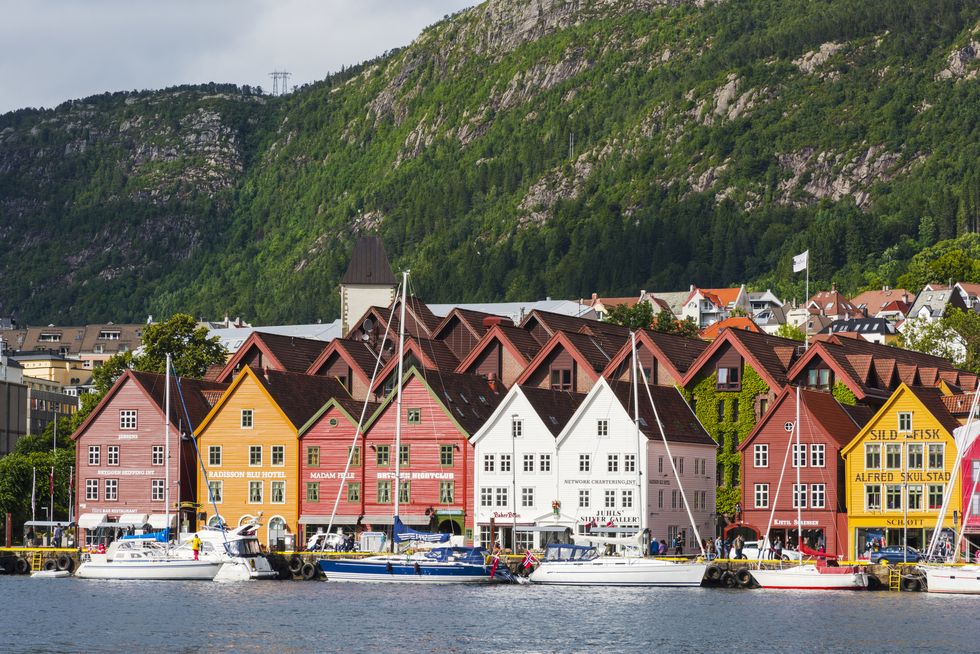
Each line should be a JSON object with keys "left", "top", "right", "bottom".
{"left": 805, "top": 259, "right": 809, "bottom": 352}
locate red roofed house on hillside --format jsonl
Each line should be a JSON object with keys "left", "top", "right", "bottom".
{"left": 850, "top": 287, "right": 915, "bottom": 319}
{"left": 679, "top": 285, "right": 750, "bottom": 329}
{"left": 807, "top": 284, "right": 863, "bottom": 321}
{"left": 699, "top": 316, "right": 762, "bottom": 341}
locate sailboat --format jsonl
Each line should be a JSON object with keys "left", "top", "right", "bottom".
{"left": 529, "top": 332, "right": 707, "bottom": 586}
{"left": 920, "top": 394, "right": 980, "bottom": 594}
{"left": 750, "top": 386, "right": 868, "bottom": 590}
{"left": 318, "top": 271, "right": 494, "bottom": 583}
{"left": 75, "top": 355, "right": 223, "bottom": 581}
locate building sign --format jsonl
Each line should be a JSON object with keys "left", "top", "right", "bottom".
{"left": 117, "top": 434, "right": 138, "bottom": 441}
{"left": 209, "top": 470, "right": 287, "bottom": 479}
{"left": 376, "top": 471, "right": 455, "bottom": 480}
{"left": 98, "top": 469, "right": 153, "bottom": 476}
{"left": 853, "top": 471, "right": 951, "bottom": 483}
{"left": 774, "top": 518, "right": 820, "bottom": 527}
{"left": 308, "top": 472, "right": 355, "bottom": 480}
{"left": 867, "top": 429, "right": 942, "bottom": 441}
{"left": 564, "top": 479, "right": 636, "bottom": 486}
{"left": 884, "top": 517, "right": 924, "bottom": 527}
{"left": 577, "top": 509, "right": 640, "bottom": 526}
{"left": 492, "top": 511, "right": 520, "bottom": 519}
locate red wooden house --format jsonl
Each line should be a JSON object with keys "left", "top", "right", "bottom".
{"left": 214, "top": 331, "right": 329, "bottom": 383}
{"left": 454, "top": 322, "right": 543, "bottom": 388}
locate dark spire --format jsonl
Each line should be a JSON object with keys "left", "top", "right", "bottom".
{"left": 340, "top": 236, "right": 396, "bottom": 286}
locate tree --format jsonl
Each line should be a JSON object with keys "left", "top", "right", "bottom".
{"left": 651, "top": 308, "right": 700, "bottom": 338}
{"left": 897, "top": 317, "right": 965, "bottom": 365}
{"left": 943, "top": 308, "right": 980, "bottom": 374}
{"left": 605, "top": 301, "right": 654, "bottom": 330}
{"left": 775, "top": 323, "right": 806, "bottom": 341}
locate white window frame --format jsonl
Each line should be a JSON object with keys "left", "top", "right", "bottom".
{"left": 208, "top": 445, "right": 222, "bottom": 467}
{"left": 810, "top": 443, "right": 825, "bottom": 468}
{"left": 539, "top": 454, "right": 551, "bottom": 472}
{"left": 597, "top": 419, "right": 609, "bottom": 437}
{"left": 578, "top": 489, "right": 590, "bottom": 508}
{"left": 249, "top": 445, "right": 262, "bottom": 467}
{"left": 521, "top": 487, "right": 534, "bottom": 508}
{"left": 248, "top": 480, "right": 263, "bottom": 504}
{"left": 500, "top": 454, "right": 511, "bottom": 473}
{"left": 241, "top": 409, "right": 254, "bottom": 429}
{"left": 270, "top": 480, "right": 285, "bottom": 504}
{"left": 512, "top": 417, "right": 523, "bottom": 438}
{"left": 604, "top": 489, "right": 616, "bottom": 508}
{"left": 495, "top": 487, "right": 509, "bottom": 507}
{"left": 754, "top": 444, "right": 768, "bottom": 468}
{"left": 811, "top": 483, "right": 826, "bottom": 509}
{"left": 579, "top": 454, "right": 591, "bottom": 473}
{"left": 151, "top": 479, "right": 165, "bottom": 501}
{"left": 523, "top": 454, "right": 535, "bottom": 473}
{"left": 152, "top": 445, "right": 164, "bottom": 466}
{"left": 480, "top": 487, "right": 493, "bottom": 507}
{"left": 792, "top": 483, "right": 807, "bottom": 509}
{"left": 86, "top": 479, "right": 98, "bottom": 500}
{"left": 624, "top": 454, "right": 636, "bottom": 473}
{"left": 754, "top": 483, "right": 768, "bottom": 509}
{"left": 271, "top": 445, "right": 285, "bottom": 467}
{"left": 209, "top": 480, "right": 223, "bottom": 504}
{"left": 119, "top": 410, "right": 137, "bottom": 430}
{"left": 792, "top": 443, "right": 807, "bottom": 468}
{"left": 607, "top": 454, "right": 619, "bottom": 473}
{"left": 928, "top": 443, "right": 945, "bottom": 470}
{"left": 622, "top": 489, "right": 634, "bottom": 508}
{"left": 104, "top": 478, "right": 118, "bottom": 501}
{"left": 107, "top": 445, "right": 119, "bottom": 466}
{"left": 865, "top": 443, "right": 881, "bottom": 469}
{"left": 865, "top": 484, "right": 882, "bottom": 511}
{"left": 898, "top": 411, "right": 912, "bottom": 432}
{"left": 483, "top": 454, "right": 495, "bottom": 473}
{"left": 88, "top": 445, "right": 100, "bottom": 466}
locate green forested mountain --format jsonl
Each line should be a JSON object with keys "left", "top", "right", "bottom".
{"left": 2, "top": 0, "right": 980, "bottom": 324}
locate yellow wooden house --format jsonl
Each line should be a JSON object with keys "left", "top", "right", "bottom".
{"left": 194, "top": 366, "right": 348, "bottom": 549}
{"left": 841, "top": 383, "right": 963, "bottom": 560}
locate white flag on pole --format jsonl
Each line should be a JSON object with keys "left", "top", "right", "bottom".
{"left": 792, "top": 250, "right": 809, "bottom": 273}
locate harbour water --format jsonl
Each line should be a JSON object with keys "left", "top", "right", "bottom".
{"left": 1, "top": 578, "right": 975, "bottom": 653}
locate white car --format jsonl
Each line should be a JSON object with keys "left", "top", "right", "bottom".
{"left": 729, "top": 539, "right": 802, "bottom": 561}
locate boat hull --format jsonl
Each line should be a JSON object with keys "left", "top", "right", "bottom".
{"left": 318, "top": 557, "right": 491, "bottom": 583}
{"left": 75, "top": 558, "right": 222, "bottom": 580}
{"left": 924, "top": 565, "right": 980, "bottom": 594}
{"left": 750, "top": 565, "right": 868, "bottom": 590}
{"left": 529, "top": 558, "right": 706, "bottom": 586}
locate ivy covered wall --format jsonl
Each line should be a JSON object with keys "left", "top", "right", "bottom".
{"left": 681, "top": 367, "right": 770, "bottom": 516}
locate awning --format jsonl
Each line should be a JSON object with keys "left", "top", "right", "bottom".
{"left": 359, "top": 514, "right": 430, "bottom": 526}
{"left": 517, "top": 525, "right": 572, "bottom": 533}
{"left": 78, "top": 513, "right": 109, "bottom": 530}
{"left": 299, "top": 515, "right": 361, "bottom": 525}
{"left": 116, "top": 514, "right": 149, "bottom": 527}
{"left": 147, "top": 514, "right": 177, "bottom": 529}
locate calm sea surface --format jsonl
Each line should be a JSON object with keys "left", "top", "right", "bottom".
{"left": 0, "top": 577, "right": 974, "bottom": 653}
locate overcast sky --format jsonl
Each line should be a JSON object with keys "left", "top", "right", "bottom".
{"left": 0, "top": 0, "right": 478, "bottom": 114}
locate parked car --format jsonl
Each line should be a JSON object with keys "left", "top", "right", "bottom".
{"left": 728, "top": 539, "right": 802, "bottom": 561}
{"left": 869, "top": 546, "right": 921, "bottom": 564}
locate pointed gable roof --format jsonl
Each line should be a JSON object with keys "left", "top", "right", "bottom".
{"left": 432, "top": 307, "right": 506, "bottom": 341}
{"left": 299, "top": 395, "right": 381, "bottom": 436}
{"left": 604, "top": 379, "right": 714, "bottom": 445}
{"left": 520, "top": 385, "right": 587, "bottom": 436}
{"left": 305, "top": 337, "right": 383, "bottom": 382}
{"left": 699, "top": 316, "right": 761, "bottom": 340}
{"left": 340, "top": 236, "right": 396, "bottom": 285}
{"left": 370, "top": 336, "right": 461, "bottom": 393}
{"left": 518, "top": 309, "right": 608, "bottom": 345}
{"left": 842, "top": 384, "right": 961, "bottom": 456}
{"left": 600, "top": 329, "right": 709, "bottom": 382}
{"left": 680, "top": 328, "right": 802, "bottom": 390}
{"left": 214, "top": 330, "right": 328, "bottom": 383}
{"left": 454, "top": 323, "right": 543, "bottom": 374}
{"left": 739, "top": 387, "right": 871, "bottom": 452}
{"left": 514, "top": 330, "right": 618, "bottom": 387}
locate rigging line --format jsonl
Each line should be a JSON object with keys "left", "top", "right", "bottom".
{"left": 405, "top": 276, "right": 442, "bottom": 443}
{"left": 761, "top": 396, "right": 798, "bottom": 565}
{"left": 636, "top": 355, "right": 706, "bottom": 556}
{"left": 325, "top": 278, "right": 401, "bottom": 537}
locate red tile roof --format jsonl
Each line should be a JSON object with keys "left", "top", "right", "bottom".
{"left": 850, "top": 288, "right": 915, "bottom": 315}
{"left": 699, "top": 317, "right": 761, "bottom": 340}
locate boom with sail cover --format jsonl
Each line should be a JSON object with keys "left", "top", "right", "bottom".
{"left": 393, "top": 517, "right": 450, "bottom": 544}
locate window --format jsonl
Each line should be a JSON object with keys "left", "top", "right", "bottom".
{"left": 271, "top": 445, "right": 285, "bottom": 467}
{"left": 516, "top": 530, "right": 534, "bottom": 551}
{"left": 495, "top": 487, "right": 509, "bottom": 507}
{"left": 597, "top": 419, "right": 608, "bottom": 437}
{"left": 677, "top": 457, "right": 684, "bottom": 475}
{"left": 671, "top": 490, "right": 678, "bottom": 509}
{"left": 377, "top": 480, "right": 391, "bottom": 504}
{"left": 523, "top": 454, "right": 535, "bottom": 472}
{"left": 604, "top": 490, "right": 616, "bottom": 508}
{"left": 480, "top": 487, "right": 493, "bottom": 507}
{"left": 792, "top": 444, "right": 807, "bottom": 468}
{"left": 898, "top": 412, "right": 912, "bottom": 432}
{"left": 717, "top": 399, "right": 725, "bottom": 422}
{"left": 908, "top": 484, "right": 923, "bottom": 510}
{"left": 440, "top": 481, "right": 455, "bottom": 504}
{"left": 865, "top": 484, "right": 882, "bottom": 511}
{"left": 500, "top": 454, "right": 511, "bottom": 473}
{"left": 88, "top": 446, "right": 100, "bottom": 466}
{"left": 579, "top": 454, "right": 591, "bottom": 473}
{"left": 307, "top": 446, "right": 320, "bottom": 467}
{"left": 347, "top": 482, "right": 360, "bottom": 502}
{"left": 550, "top": 368, "right": 572, "bottom": 391}
{"left": 810, "top": 444, "right": 825, "bottom": 468}
{"left": 885, "top": 444, "right": 902, "bottom": 470}
{"left": 119, "top": 410, "right": 137, "bottom": 430}
{"left": 908, "top": 444, "right": 924, "bottom": 469}
{"left": 209, "top": 446, "right": 222, "bottom": 466}
{"left": 398, "top": 480, "right": 410, "bottom": 504}
{"left": 539, "top": 454, "right": 551, "bottom": 472}
{"left": 807, "top": 367, "right": 832, "bottom": 390}
{"left": 717, "top": 366, "right": 740, "bottom": 390}
{"left": 622, "top": 489, "right": 634, "bottom": 508}
{"left": 754, "top": 444, "right": 768, "bottom": 468}
{"left": 249, "top": 446, "right": 262, "bottom": 466}
{"left": 928, "top": 484, "right": 945, "bottom": 510}
{"left": 440, "top": 445, "right": 454, "bottom": 466}
{"left": 105, "top": 479, "right": 118, "bottom": 501}
{"left": 349, "top": 446, "right": 361, "bottom": 466}
{"left": 658, "top": 457, "right": 664, "bottom": 474}
{"left": 152, "top": 445, "right": 164, "bottom": 466}
{"left": 241, "top": 409, "right": 253, "bottom": 429}
{"left": 86, "top": 479, "right": 98, "bottom": 500}
{"left": 658, "top": 489, "right": 664, "bottom": 509}
{"left": 399, "top": 444, "right": 410, "bottom": 466}
{"left": 607, "top": 454, "right": 619, "bottom": 473}
{"left": 248, "top": 481, "right": 263, "bottom": 503}
{"left": 483, "top": 454, "right": 495, "bottom": 472}
{"left": 98, "top": 330, "right": 120, "bottom": 340}
{"left": 732, "top": 402, "right": 739, "bottom": 422}
{"left": 512, "top": 417, "right": 523, "bottom": 438}
{"left": 928, "top": 444, "right": 944, "bottom": 469}
{"left": 865, "top": 443, "right": 881, "bottom": 469}
{"left": 271, "top": 481, "right": 285, "bottom": 504}
{"left": 407, "top": 408, "right": 421, "bottom": 424}
{"left": 578, "top": 489, "right": 590, "bottom": 508}
{"left": 209, "top": 480, "right": 223, "bottom": 503}
{"left": 152, "top": 479, "right": 165, "bottom": 501}
{"left": 107, "top": 445, "right": 119, "bottom": 466}
{"left": 306, "top": 482, "right": 319, "bottom": 502}
{"left": 758, "top": 398, "right": 769, "bottom": 417}
{"left": 521, "top": 487, "right": 534, "bottom": 508}
{"left": 792, "top": 484, "right": 807, "bottom": 509}
{"left": 624, "top": 454, "right": 636, "bottom": 473}
{"left": 885, "top": 484, "right": 902, "bottom": 510}
{"left": 377, "top": 445, "right": 390, "bottom": 467}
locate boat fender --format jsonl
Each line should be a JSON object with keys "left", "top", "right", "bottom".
{"left": 15, "top": 558, "right": 30, "bottom": 575}
{"left": 414, "top": 562, "right": 422, "bottom": 575}
{"left": 301, "top": 562, "right": 318, "bottom": 580}
{"left": 386, "top": 562, "right": 394, "bottom": 574}
{"left": 43, "top": 558, "right": 58, "bottom": 572}
{"left": 705, "top": 565, "right": 722, "bottom": 581}
{"left": 901, "top": 577, "right": 921, "bottom": 592}
{"left": 721, "top": 571, "right": 737, "bottom": 588}
{"left": 57, "top": 554, "right": 73, "bottom": 572}
{"left": 288, "top": 555, "right": 304, "bottom": 574}
{"left": 735, "top": 569, "right": 753, "bottom": 587}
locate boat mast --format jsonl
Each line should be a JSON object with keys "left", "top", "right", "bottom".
{"left": 631, "top": 333, "right": 643, "bottom": 549}
{"left": 794, "top": 385, "right": 802, "bottom": 552}
{"left": 392, "top": 270, "right": 409, "bottom": 545}
{"left": 165, "top": 353, "right": 171, "bottom": 544}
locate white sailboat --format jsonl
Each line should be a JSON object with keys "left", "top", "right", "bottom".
{"left": 75, "top": 354, "right": 223, "bottom": 581}
{"left": 750, "top": 386, "right": 868, "bottom": 590}
{"left": 921, "top": 394, "right": 980, "bottom": 594}
{"left": 530, "top": 332, "right": 707, "bottom": 587}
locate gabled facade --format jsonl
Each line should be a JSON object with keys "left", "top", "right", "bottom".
{"left": 454, "top": 323, "right": 543, "bottom": 388}
{"left": 841, "top": 384, "right": 963, "bottom": 559}
{"left": 906, "top": 283, "right": 968, "bottom": 322}
{"left": 680, "top": 285, "right": 750, "bottom": 329}
{"left": 214, "top": 330, "right": 328, "bottom": 383}
{"left": 514, "top": 330, "right": 617, "bottom": 394}
{"left": 306, "top": 337, "right": 383, "bottom": 401}
{"left": 807, "top": 285, "right": 862, "bottom": 321}
{"left": 432, "top": 308, "right": 504, "bottom": 360}
{"left": 72, "top": 370, "right": 226, "bottom": 542}
{"left": 850, "top": 287, "right": 914, "bottom": 318}
{"left": 601, "top": 328, "right": 708, "bottom": 387}
{"left": 369, "top": 337, "right": 461, "bottom": 398}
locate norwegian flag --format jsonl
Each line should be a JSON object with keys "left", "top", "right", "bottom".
{"left": 489, "top": 553, "right": 501, "bottom": 578}
{"left": 521, "top": 550, "right": 538, "bottom": 569}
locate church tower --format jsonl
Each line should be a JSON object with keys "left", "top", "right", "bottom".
{"left": 340, "top": 236, "right": 397, "bottom": 337}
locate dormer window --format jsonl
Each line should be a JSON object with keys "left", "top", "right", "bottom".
{"left": 98, "top": 331, "right": 120, "bottom": 340}
{"left": 806, "top": 367, "right": 833, "bottom": 391}
{"left": 716, "top": 366, "right": 740, "bottom": 391}
{"left": 39, "top": 333, "right": 61, "bottom": 343}
{"left": 550, "top": 368, "right": 572, "bottom": 391}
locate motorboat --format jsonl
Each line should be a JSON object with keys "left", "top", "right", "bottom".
{"left": 74, "top": 539, "right": 223, "bottom": 580}
{"left": 529, "top": 544, "right": 706, "bottom": 587}
{"left": 749, "top": 562, "right": 868, "bottom": 590}
{"left": 318, "top": 546, "right": 494, "bottom": 583}
{"left": 922, "top": 564, "right": 980, "bottom": 594}
{"left": 177, "top": 521, "right": 277, "bottom": 581}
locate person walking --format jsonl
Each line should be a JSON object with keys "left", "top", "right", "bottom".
{"left": 53, "top": 524, "right": 63, "bottom": 548}
{"left": 191, "top": 534, "right": 202, "bottom": 561}
{"left": 734, "top": 534, "right": 745, "bottom": 560}
{"left": 714, "top": 535, "right": 723, "bottom": 559}
{"left": 649, "top": 538, "right": 660, "bottom": 556}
